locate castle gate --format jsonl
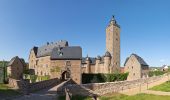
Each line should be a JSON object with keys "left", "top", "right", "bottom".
{"left": 61, "top": 61, "right": 71, "bottom": 81}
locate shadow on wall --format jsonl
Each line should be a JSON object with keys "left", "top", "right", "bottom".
{"left": 57, "top": 79, "right": 99, "bottom": 99}
{"left": 8, "top": 78, "right": 61, "bottom": 94}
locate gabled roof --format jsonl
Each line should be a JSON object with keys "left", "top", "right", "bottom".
{"left": 124, "top": 54, "right": 149, "bottom": 69}
{"left": 20, "top": 58, "right": 26, "bottom": 67}
{"left": 8, "top": 56, "right": 26, "bottom": 67}
{"left": 8, "top": 56, "right": 18, "bottom": 66}
{"left": 132, "top": 54, "right": 148, "bottom": 66}
{"left": 36, "top": 40, "right": 69, "bottom": 58}
{"left": 50, "top": 46, "right": 82, "bottom": 60}
{"left": 124, "top": 57, "right": 129, "bottom": 66}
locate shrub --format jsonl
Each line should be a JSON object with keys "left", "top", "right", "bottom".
{"left": 149, "top": 71, "right": 165, "bottom": 77}
{"left": 82, "top": 73, "right": 128, "bottom": 84}
{"left": 30, "top": 75, "right": 38, "bottom": 83}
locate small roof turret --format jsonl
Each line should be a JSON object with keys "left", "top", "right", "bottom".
{"left": 96, "top": 55, "right": 101, "bottom": 60}
{"left": 108, "top": 15, "right": 120, "bottom": 28}
{"left": 110, "top": 15, "right": 116, "bottom": 24}
{"left": 104, "top": 51, "right": 111, "bottom": 57}
{"left": 86, "top": 55, "right": 91, "bottom": 61}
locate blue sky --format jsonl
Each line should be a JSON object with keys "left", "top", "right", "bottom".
{"left": 0, "top": 0, "right": 170, "bottom": 67}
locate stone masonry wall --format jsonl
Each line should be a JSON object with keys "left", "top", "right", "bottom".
{"left": 65, "top": 74, "right": 170, "bottom": 96}
{"left": 8, "top": 78, "right": 60, "bottom": 94}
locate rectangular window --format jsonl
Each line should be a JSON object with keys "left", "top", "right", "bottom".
{"left": 36, "top": 60, "right": 39, "bottom": 65}
{"left": 66, "top": 61, "right": 71, "bottom": 66}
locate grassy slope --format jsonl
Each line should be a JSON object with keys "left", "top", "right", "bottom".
{"left": 100, "top": 93, "right": 170, "bottom": 100}
{"left": 150, "top": 81, "right": 170, "bottom": 92}
{"left": 59, "top": 93, "right": 170, "bottom": 100}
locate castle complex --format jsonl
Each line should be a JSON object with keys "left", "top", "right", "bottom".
{"left": 28, "top": 16, "right": 122, "bottom": 84}
{"left": 29, "top": 41, "right": 82, "bottom": 84}
{"left": 82, "top": 16, "right": 120, "bottom": 73}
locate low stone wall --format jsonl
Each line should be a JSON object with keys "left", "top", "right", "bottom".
{"left": 65, "top": 74, "right": 170, "bottom": 96}
{"left": 8, "top": 78, "right": 61, "bottom": 94}
{"left": 57, "top": 79, "right": 76, "bottom": 95}
{"left": 8, "top": 78, "right": 20, "bottom": 89}
{"left": 28, "top": 78, "right": 60, "bottom": 92}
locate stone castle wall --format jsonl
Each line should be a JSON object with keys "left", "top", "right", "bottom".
{"left": 29, "top": 49, "right": 82, "bottom": 84}
{"left": 8, "top": 78, "right": 60, "bottom": 94}
{"left": 65, "top": 74, "right": 170, "bottom": 96}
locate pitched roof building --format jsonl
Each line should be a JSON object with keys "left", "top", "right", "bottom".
{"left": 7, "top": 56, "right": 26, "bottom": 80}
{"left": 124, "top": 54, "right": 149, "bottom": 80}
{"left": 29, "top": 40, "right": 82, "bottom": 84}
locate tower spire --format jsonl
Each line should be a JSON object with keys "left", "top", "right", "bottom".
{"left": 111, "top": 15, "right": 115, "bottom": 21}
{"left": 110, "top": 15, "right": 116, "bottom": 24}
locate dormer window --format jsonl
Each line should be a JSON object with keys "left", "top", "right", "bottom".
{"left": 59, "top": 52, "right": 63, "bottom": 56}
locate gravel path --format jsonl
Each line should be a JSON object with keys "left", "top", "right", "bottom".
{"left": 142, "top": 90, "right": 170, "bottom": 96}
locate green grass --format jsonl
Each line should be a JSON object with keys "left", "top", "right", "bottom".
{"left": 59, "top": 93, "right": 170, "bottom": 100}
{"left": 150, "top": 81, "right": 170, "bottom": 92}
{"left": 99, "top": 93, "right": 170, "bottom": 100}
{"left": 0, "top": 84, "right": 20, "bottom": 99}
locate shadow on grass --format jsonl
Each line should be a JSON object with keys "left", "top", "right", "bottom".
{"left": 58, "top": 95, "right": 92, "bottom": 100}
{"left": 0, "top": 84, "right": 21, "bottom": 99}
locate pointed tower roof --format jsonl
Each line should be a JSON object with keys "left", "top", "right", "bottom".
{"left": 110, "top": 15, "right": 116, "bottom": 23}
{"left": 108, "top": 15, "right": 120, "bottom": 28}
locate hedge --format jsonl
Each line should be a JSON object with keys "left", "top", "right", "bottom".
{"left": 149, "top": 71, "right": 165, "bottom": 77}
{"left": 23, "top": 74, "right": 50, "bottom": 83}
{"left": 82, "top": 73, "right": 129, "bottom": 84}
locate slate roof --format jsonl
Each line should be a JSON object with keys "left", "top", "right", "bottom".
{"left": 50, "top": 46, "right": 82, "bottom": 60}
{"left": 8, "top": 56, "right": 26, "bottom": 67}
{"left": 32, "top": 47, "right": 38, "bottom": 55}
{"left": 31, "top": 40, "right": 82, "bottom": 60}
{"left": 132, "top": 54, "right": 148, "bottom": 66}
{"left": 8, "top": 56, "right": 18, "bottom": 66}
{"left": 105, "top": 51, "right": 111, "bottom": 57}
{"left": 124, "top": 54, "right": 149, "bottom": 69}
{"left": 82, "top": 57, "right": 96, "bottom": 65}
{"left": 90, "top": 58, "right": 96, "bottom": 65}
{"left": 20, "top": 58, "right": 27, "bottom": 67}
{"left": 36, "top": 40, "right": 69, "bottom": 57}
